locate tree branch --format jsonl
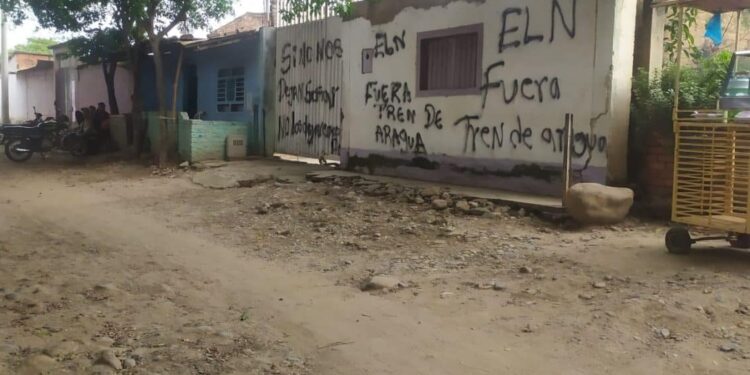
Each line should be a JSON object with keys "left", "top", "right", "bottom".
{"left": 157, "top": 4, "right": 189, "bottom": 38}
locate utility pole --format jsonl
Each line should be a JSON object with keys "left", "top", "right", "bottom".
{"left": 1, "top": 10, "right": 9, "bottom": 124}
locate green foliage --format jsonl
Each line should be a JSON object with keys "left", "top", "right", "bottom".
{"left": 150, "top": 0, "right": 235, "bottom": 36}
{"left": 664, "top": 6, "right": 702, "bottom": 64}
{"left": 0, "top": 0, "right": 27, "bottom": 24}
{"left": 67, "top": 29, "right": 127, "bottom": 64}
{"left": 11, "top": 37, "right": 57, "bottom": 55}
{"left": 279, "top": 0, "right": 354, "bottom": 23}
{"left": 25, "top": 0, "right": 106, "bottom": 32}
{"left": 631, "top": 51, "right": 732, "bottom": 138}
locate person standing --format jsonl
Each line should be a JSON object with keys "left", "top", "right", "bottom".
{"left": 94, "top": 103, "right": 114, "bottom": 152}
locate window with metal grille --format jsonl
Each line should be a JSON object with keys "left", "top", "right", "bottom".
{"left": 417, "top": 24, "right": 483, "bottom": 97}
{"left": 217, "top": 67, "right": 245, "bottom": 112}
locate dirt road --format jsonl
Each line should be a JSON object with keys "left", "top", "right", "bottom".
{"left": 1, "top": 156, "right": 750, "bottom": 374}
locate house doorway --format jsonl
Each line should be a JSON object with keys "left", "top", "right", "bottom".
{"left": 183, "top": 65, "right": 198, "bottom": 119}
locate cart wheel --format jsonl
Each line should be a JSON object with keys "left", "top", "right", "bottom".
{"left": 666, "top": 227, "right": 692, "bottom": 254}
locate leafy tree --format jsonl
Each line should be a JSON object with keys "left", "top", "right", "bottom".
{"left": 141, "top": 0, "right": 234, "bottom": 165}
{"left": 0, "top": 0, "right": 26, "bottom": 23}
{"left": 68, "top": 29, "right": 128, "bottom": 114}
{"left": 11, "top": 37, "right": 57, "bottom": 55}
{"left": 17, "top": 0, "right": 233, "bottom": 164}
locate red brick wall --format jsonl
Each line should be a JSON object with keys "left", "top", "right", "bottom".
{"left": 637, "top": 132, "right": 674, "bottom": 216}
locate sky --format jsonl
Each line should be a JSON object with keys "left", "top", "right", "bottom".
{"left": 7, "top": 0, "right": 266, "bottom": 49}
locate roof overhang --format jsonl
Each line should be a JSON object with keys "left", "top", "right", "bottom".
{"left": 179, "top": 30, "right": 258, "bottom": 52}
{"left": 653, "top": 0, "right": 750, "bottom": 12}
{"left": 17, "top": 60, "right": 54, "bottom": 73}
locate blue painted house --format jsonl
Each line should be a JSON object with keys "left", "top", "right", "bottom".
{"left": 139, "top": 27, "right": 274, "bottom": 161}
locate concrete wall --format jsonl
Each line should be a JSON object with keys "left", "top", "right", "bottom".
{"left": 16, "top": 68, "right": 56, "bottom": 120}
{"left": 339, "top": 0, "right": 635, "bottom": 196}
{"left": 74, "top": 64, "right": 133, "bottom": 114}
{"left": 179, "top": 119, "right": 248, "bottom": 162}
{"left": 145, "top": 112, "right": 179, "bottom": 158}
{"left": 3, "top": 73, "right": 24, "bottom": 122}
{"left": 51, "top": 47, "right": 134, "bottom": 119}
{"left": 0, "top": 54, "right": 55, "bottom": 123}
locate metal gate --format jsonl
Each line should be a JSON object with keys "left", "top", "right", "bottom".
{"left": 274, "top": 17, "right": 343, "bottom": 159}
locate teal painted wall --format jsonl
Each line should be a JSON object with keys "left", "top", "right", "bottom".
{"left": 145, "top": 112, "right": 178, "bottom": 157}
{"left": 179, "top": 119, "right": 248, "bottom": 162}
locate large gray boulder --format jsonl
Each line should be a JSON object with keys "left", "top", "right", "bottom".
{"left": 566, "top": 183, "right": 634, "bottom": 225}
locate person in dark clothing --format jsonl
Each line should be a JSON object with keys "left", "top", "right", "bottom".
{"left": 75, "top": 110, "right": 85, "bottom": 128}
{"left": 94, "top": 103, "right": 114, "bottom": 152}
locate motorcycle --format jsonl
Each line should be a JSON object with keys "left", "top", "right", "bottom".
{"left": 1, "top": 108, "right": 88, "bottom": 162}
{"left": 0, "top": 109, "right": 47, "bottom": 146}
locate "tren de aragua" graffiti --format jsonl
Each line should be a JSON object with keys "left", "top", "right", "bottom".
{"left": 358, "top": 0, "right": 607, "bottom": 162}
{"left": 454, "top": 0, "right": 607, "bottom": 161}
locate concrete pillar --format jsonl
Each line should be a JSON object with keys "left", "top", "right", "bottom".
{"left": 1, "top": 11, "right": 9, "bottom": 124}
{"left": 633, "top": 0, "right": 666, "bottom": 78}
{"left": 596, "top": 0, "right": 638, "bottom": 185}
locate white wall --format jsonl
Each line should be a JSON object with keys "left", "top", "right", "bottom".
{"left": 18, "top": 68, "right": 56, "bottom": 120}
{"left": 0, "top": 54, "right": 56, "bottom": 123}
{"left": 8, "top": 73, "right": 25, "bottom": 122}
{"left": 340, "top": 0, "right": 636, "bottom": 196}
{"left": 74, "top": 64, "right": 133, "bottom": 115}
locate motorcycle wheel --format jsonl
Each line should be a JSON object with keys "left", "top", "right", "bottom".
{"left": 5, "top": 139, "right": 34, "bottom": 162}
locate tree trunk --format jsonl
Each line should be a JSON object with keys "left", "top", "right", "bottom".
{"left": 102, "top": 61, "right": 120, "bottom": 115}
{"left": 150, "top": 38, "right": 169, "bottom": 167}
{"left": 130, "top": 44, "right": 146, "bottom": 157}
{"left": 171, "top": 47, "right": 184, "bottom": 122}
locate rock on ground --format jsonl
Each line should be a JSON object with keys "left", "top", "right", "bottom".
{"left": 431, "top": 199, "right": 449, "bottom": 210}
{"left": 565, "top": 183, "right": 634, "bottom": 225}
{"left": 122, "top": 358, "right": 137, "bottom": 369}
{"left": 362, "top": 275, "right": 403, "bottom": 291}
{"left": 454, "top": 200, "right": 470, "bottom": 213}
{"left": 21, "top": 355, "right": 57, "bottom": 373}
{"left": 44, "top": 341, "right": 80, "bottom": 358}
{"left": 96, "top": 349, "right": 122, "bottom": 370}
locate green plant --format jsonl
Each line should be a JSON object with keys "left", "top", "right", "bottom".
{"left": 664, "top": 6, "right": 702, "bottom": 64}
{"left": 279, "top": 0, "right": 379, "bottom": 23}
{"left": 631, "top": 50, "right": 732, "bottom": 139}
{"left": 11, "top": 37, "right": 57, "bottom": 55}
{"left": 280, "top": 0, "right": 352, "bottom": 23}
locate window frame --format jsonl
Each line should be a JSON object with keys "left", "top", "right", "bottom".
{"left": 416, "top": 23, "right": 484, "bottom": 98}
{"left": 217, "top": 67, "right": 246, "bottom": 113}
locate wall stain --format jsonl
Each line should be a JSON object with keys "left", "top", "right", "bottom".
{"left": 347, "top": 0, "right": 486, "bottom": 25}
{"left": 347, "top": 154, "right": 439, "bottom": 174}
{"left": 449, "top": 163, "right": 561, "bottom": 182}
{"left": 347, "top": 153, "right": 561, "bottom": 183}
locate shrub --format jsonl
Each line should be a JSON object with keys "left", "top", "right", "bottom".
{"left": 631, "top": 50, "right": 732, "bottom": 139}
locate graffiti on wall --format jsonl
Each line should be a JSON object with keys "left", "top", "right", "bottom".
{"left": 276, "top": 19, "right": 344, "bottom": 157}
{"left": 374, "top": 31, "right": 407, "bottom": 58}
{"left": 357, "top": 0, "right": 604, "bottom": 167}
